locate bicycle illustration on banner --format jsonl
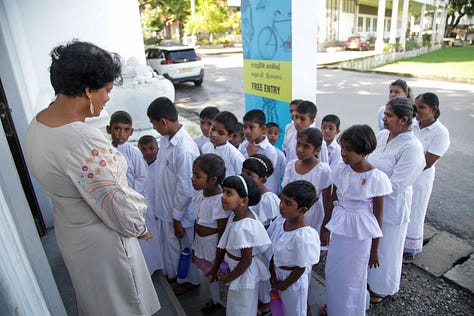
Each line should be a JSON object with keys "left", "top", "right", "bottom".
{"left": 258, "top": 10, "right": 292, "bottom": 60}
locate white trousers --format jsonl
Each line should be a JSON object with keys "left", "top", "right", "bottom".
{"left": 157, "top": 220, "right": 200, "bottom": 285}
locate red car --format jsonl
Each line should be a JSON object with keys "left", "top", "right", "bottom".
{"left": 344, "top": 35, "right": 370, "bottom": 51}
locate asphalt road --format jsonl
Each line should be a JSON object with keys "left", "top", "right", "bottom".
{"left": 173, "top": 53, "right": 474, "bottom": 243}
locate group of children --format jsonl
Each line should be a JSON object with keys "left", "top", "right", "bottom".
{"left": 106, "top": 96, "right": 393, "bottom": 316}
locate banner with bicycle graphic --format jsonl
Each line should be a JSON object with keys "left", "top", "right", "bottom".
{"left": 241, "top": 0, "right": 292, "bottom": 149}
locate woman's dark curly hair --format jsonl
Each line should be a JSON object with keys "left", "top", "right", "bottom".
{"left": 49, "top": 40, "right": 122, "bottom": 97}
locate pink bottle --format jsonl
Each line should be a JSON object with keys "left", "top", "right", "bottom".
{"left": 270, "top": 289, "right": 284, "bottom": 316}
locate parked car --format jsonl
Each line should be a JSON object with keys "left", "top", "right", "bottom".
{"left": 344, "top": 35, "right": 370, "bottom": 51}
{"left": 145, "top": 46, "right": 204, "bottom": 86}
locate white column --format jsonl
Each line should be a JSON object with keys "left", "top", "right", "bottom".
{"left": 431, "top": 0, "right": 439, "bottom": 46}
{"left": 400, "top": 0, "right": 409, "bottom": 50}
{"left": 293, "top": 0, "right": 318, "bottom": 103}
{"left": 375, "top": 0, "right": 386, "bottom": 52}
{"left": 389, "top": 0, "right": 399, "bottom": 44}
{"left": 439, "top": 4, "right": 448, "bottom": 41}
{"left": 0, "top": 180, "right": 51, "bottom": 315}
{"left": 418, "top": 3, "right": 426, "bottom": 45}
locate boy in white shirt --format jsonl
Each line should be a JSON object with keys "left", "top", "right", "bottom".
{"left": 202, "top": 111, "right": 245, "bottom": 178}
{"left": 240, "top": 109, "right": 279, "bottom": 194}
{"left": 193, "top": 106, "right": 220, "bottom": 153}
{"left": 284, "top": 101, "right": 329, "bottom": 164}
{"left": 265, "top": 122, "right": 285, "bottom": 195}
{"left": 106, "top": 110, "right": 148, "bottom": 195}
{"left": 321, "top": 114, "right": 342, "bottom": 169}
{"left": 282, "top": 99, "right": 302, "bottom": 158}
{"left": 147, "top": 97, "right": 200, "bottom": 295}
{"left": 137, "top": 135, "right": 163, "bottom": 275}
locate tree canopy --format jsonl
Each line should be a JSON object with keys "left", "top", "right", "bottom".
{"left": 445, "top": 0, "right": 474, "bottom": 37}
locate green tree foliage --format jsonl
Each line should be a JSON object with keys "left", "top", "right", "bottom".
{"left": 185, "top": 0, "right": 236, "bottom": 39}
{"left": 139, "top": 0, "right": 190, "bottom": 39}
{"left": 445, "top": 0, "right": 474, "bottom": 37}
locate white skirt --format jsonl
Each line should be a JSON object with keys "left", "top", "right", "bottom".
{"left": 367, "top": 222, "right": 408, "bottom": 295}
{"left": 326, "top": 234, "right": 371, "bottom": 316}
{"left": 226, "top": 287, "right": 258, "bottom": 316}
{"left": 405, "top": 169, "right": 435, "bottom": 253}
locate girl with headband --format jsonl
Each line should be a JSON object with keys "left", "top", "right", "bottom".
{"left": 209, "top": 174, "right": 271, "bottom": 316}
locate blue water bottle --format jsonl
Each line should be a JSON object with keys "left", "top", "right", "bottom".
{"left": 177, "top": 240, "right": 191, "bottom": 279}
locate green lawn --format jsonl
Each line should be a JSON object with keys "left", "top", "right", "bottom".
{"left": 372, "top": 46, "right": 474, "bottom": 82}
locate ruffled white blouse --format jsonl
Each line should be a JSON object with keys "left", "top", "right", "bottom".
{"left": 326, "top": 163, "right": 392, "bottom": 240}
{"left": 250, "top": 191, "right": 280, "bottom": 226}
{"left": 192, "top": 191, "right": 228, "bottom": 229}
{"left": 268, "top": 216, "right": 320, "bottom": 268}
{"left": 217, "top": 211, "right": 271, "bottom": 290}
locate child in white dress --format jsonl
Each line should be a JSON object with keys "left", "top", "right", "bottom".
{"left": 209, "top": 174, "right": 271, "bottom": 316}
{"left": 282, "top": 127, "right": 332, "bottom": 233}
{"left": 191, "top": 154, "right": 229, "bottom": 311}
{"left": 242, "top": 154, "right": 280, "bottom": 315}
{"left": 321, "top": 125, "right": 392, "bottom": 316}
{"left": 268, "top": 180, "right": 321, "bottom": 316}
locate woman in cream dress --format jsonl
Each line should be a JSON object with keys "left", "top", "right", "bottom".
{"left": 24, "top": 40, "right": 160, "bottom": 316}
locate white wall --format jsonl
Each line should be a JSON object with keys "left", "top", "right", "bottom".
{"left": 0, "top": 0, "right": 147, "bottom": 313}
{"left": 292, "top": 0, "right": 318, "bottom": 103}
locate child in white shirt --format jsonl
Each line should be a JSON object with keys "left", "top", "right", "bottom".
{"left": 202, "top": 111, "right": 245, "bottom": 178}
{"left": 209, "top": 174, "right": 271, "bottom": 316}
{"left": 191, "top": 154, "right": 229, "bottom": 311}
{"left": 147, "top": 97, "right": 201, "bottom": 295}
{"left": 321, "top": 114, "right": 342, "bottom": 170}
{"left": 268, "top": 180, "right": 320, "bottom": 316}
{"left": 106, "top": 110, "right": 148, "bottom": 195}
{"left": 193, "top": 106, "right": 220, "bottom": 153}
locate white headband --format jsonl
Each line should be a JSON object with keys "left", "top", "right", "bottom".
{"left": 236, "top": 175, "right": 248, "bottom": 196}
{"left": 249, "top": 156, "right": 268, "bottom": 173}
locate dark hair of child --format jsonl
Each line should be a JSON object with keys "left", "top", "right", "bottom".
{"left": 243, "top": 154, "right": 274, "bottom": 178}
{"left": 243, "top": 109, "right": 266, "bottom": 127}
{"left": 296, "top": 101, "right": 317, "bottom": 120}
{"left": 266, "top": 122, "right": 279, "bottom": 130}
{"left": 200, "top": 106, "right": 220, "bottom": 119}
{"left": 322, "top": 114, "right": 341, "bottom": 129}
{"left": 338, "top": 124, "right": 377, "bottom": 156}
{"left": 235, "top": 122, "right": 244, "bottom": 137}
{"left": 386, "top": 97, "right": 415, "bottom": 126}
{"left": 147, "top": 97, "right": 178, "bottom": 122}
{"left": 49, "top": 40, "right": 122, "bottom": 97}
{"left": 222, "top": 173, "right": 261, "bottom": 206}
{"left": 194, "top": 153, "right": 226, "bottom": 185}
{"left": 110, "top": 110, "right": 132, "bottom": 125}
{"left": 214, "top": 111, "right": 239, "bottom": 134}
{"left": 290, "top": 99, "right": 304, "bottom": 106}
{"left": 415, "top": 92, "right": 440, "bottom": 119}
{"left": 281, "top": 180, "right": 318, "bottom": 209}
{"left": 298, "top": 127, "right": 323, "bottom": 149}
{"left": 138, "top": 135, "right": 157, "bottom": 146}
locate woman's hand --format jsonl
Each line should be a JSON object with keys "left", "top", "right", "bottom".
{"left": 138, "top": 231, "right": 153, "bottom": 240}
{"left": 206, "top": 265, "right": 218, "bottom": 282}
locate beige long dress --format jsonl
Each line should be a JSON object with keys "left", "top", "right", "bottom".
{"left": 25, "top": 119, "right": 160, "bottom": 316}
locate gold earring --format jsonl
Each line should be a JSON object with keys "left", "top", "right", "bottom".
{"left": 89, "top": 98, "right": 94, "bottom": 114}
